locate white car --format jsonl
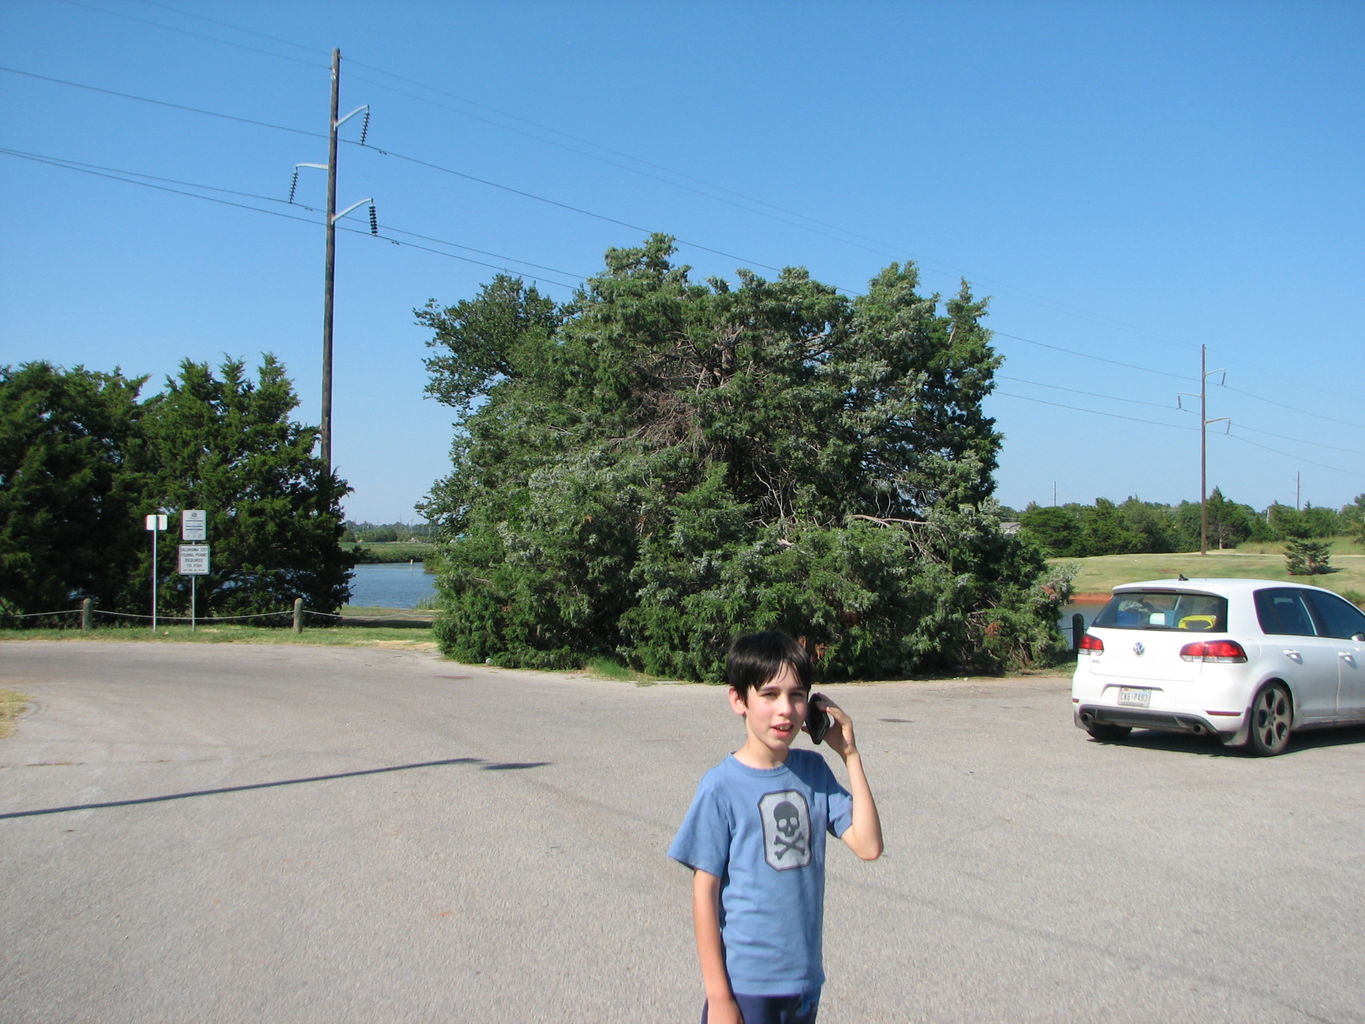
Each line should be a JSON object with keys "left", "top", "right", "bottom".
{"left": 1072, "top": 578, "right": 1365, "bottom": 755}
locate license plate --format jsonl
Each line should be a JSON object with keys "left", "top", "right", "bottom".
{"left": 1119, "top": 687, "right": 1151, "bottom": 708}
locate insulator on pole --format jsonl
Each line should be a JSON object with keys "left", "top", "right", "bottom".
{"left": 369, "top": 204, "right": 378, "bottom": 235}
{"left": 360, "top": 109, "right": 370, "bottom": 146}
{"left": 288, "top": 168, "right": 299, "bottom": 203}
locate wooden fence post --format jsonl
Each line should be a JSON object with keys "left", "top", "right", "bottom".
{"left": 293, "top": 598, "right": 304, "bottom": 634}
{"left": 81, "top": 598, "right": 93, "bottom": 631}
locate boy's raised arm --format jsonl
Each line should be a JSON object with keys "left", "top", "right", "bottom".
{"left": 691, "top": 869, "right": 742, "bottom": 1024}
{"left": 821, "top": 700, "right": 884, "bottom": 861}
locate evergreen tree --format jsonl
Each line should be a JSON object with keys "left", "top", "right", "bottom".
{"left": 1285, "top": 537, "right": 1332, "bottom": 576}
{"left": 1345, "top": 494, "right": 1365, "bottom": 545}
{"left": 139, "top": 356, "right": 354, "bottom": 617}
{"left": 1019, "top": 504, "right": 1085, "bottom": 557}
{"left": 1078, "top": 498, "right": 1143, "bottom": 556}
{"left": 0, "top": 362, "right": 146, "bottom": 614}
{"left": 420, "top": 236, "right": 1067, "bottom": 679}
{"left": 1116, "top": 497, "right": 1179, "bottom": 553}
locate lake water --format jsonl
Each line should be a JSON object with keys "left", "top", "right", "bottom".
{"left": 348, "top": 567, "right": 1108, "bottom": 625}
{"left": 347, "top": 562, "right": 437, "bottom": 609}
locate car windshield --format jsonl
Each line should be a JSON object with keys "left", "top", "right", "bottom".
{"left": 1092, "top": 590, "right": 1229, "bottom": 632}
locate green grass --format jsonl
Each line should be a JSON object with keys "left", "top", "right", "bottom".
{"left": 580, "top": 655, "right": 664, "bottom": 686}
{"left": 0, "top": 689, "right": 32, "bottom": 738}
{"left": 0, "top": 622, "right": 436, "bottom": 648}
{"left": 346, "top": 541, "right": 436, "bottom": 564}
{"left": 1058, "top": 536, "right": 1365, "bottom": 601}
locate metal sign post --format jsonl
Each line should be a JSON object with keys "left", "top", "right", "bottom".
{"left": 178, "top": 543, "right": 210, "bottom": 629}
{"left": 180, "top": 511, "right": 208, "bottom": 630}
{"left": 145, "top": 514, "right": 168, "bottom": 630}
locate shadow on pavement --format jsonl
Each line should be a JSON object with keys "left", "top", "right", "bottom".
{"left": 0, "top": 756, "right": 550, "bottom": 819}
{"left": 1089, "top": 723, "right": 1365, "bottom": 758}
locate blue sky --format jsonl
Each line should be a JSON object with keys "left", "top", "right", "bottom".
{"left": 3, "top": 0, "right": 1362, "bottom": 525}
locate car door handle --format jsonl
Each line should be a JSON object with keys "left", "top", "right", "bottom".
{"left": 1282, "top": 649, "right": 1303, "bottom": 662}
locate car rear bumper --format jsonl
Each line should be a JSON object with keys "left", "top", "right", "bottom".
{"left": 1074, "top": 703, "right": 1247, "bottom": 743}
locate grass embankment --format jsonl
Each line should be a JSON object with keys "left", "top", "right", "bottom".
{"left": 346, "top": 541, "right": 436, "bottom": 564}
{"left": 1059, "top": 536, "right": 1365, "bottom": 601}
{"left": 0, "top": 619, "right": 436, "bottom": 649}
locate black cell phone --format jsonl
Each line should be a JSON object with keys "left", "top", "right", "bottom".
{"left": 807, "top": 694, "right": 831, "bottom": 745}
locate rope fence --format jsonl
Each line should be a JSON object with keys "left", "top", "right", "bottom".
{"left": 1, "top": 598, "right": 434, "bottom": 633}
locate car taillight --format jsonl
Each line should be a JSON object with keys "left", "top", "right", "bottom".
{"left": 1179, "top": 640, "right": 1248, "bottom": 663}
{"left": 1078, "top": 633, "right": 1104, "bottom": 655}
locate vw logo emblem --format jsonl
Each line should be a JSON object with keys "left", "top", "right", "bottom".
{"left": 1133, "top": 642, "right": 1145, "bottom": 656}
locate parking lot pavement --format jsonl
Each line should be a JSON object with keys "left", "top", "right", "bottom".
{"left": 3, "top": 641, "right": 1363, "bottom": 1024}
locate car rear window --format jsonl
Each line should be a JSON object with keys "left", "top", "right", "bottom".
{"left": 1092, "top": 590, "right": 1228, "bottom": 632}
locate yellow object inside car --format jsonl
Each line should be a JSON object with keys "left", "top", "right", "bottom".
{"left": 1178, "top": 614, "right": 1217, "bottom": 631}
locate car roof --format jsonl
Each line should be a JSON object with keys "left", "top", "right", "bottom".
{"left": 1108, "top": 577, "right": 1334, "bottom": 597}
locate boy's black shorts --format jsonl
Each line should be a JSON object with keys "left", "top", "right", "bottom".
{"left": 701, "top": 989, "right": 821, "bottom": 1024}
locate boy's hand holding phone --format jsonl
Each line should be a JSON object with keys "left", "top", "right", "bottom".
{"left": 806, "top": 693, "right": 832, "bottom": 744}
{"left": 807, "top": 693, "right": 857, "bottom": 758}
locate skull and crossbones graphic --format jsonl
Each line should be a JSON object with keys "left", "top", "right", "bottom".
{"left": 771, "top": 800, "right": 807, "bottom": 860}
{"left": 760, "top": 790, "right": 811, "bottom": 870}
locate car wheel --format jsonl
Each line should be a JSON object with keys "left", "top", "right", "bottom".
{"left": 1085, "top": 723, "right": 1131, "bottom": 743}
{"left": 1246, "top": 682, "right": 1293, "bottom": 756}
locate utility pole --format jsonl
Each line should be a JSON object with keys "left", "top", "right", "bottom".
{"left": 1179, "top": 345, "right": 1227, "bottom": 556}
{"left": 321, "top": 47, "right": 340, "bottom": 473}
{"left": 289, "top": 48, "right": 373, "bottom": 474}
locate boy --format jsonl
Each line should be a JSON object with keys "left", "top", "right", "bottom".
{"left": 669, "top": 631, "right": 883, "bottom": 1024}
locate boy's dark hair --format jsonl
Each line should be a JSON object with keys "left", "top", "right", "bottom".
{"left": 726, "top": 631, "right": 813, "bottom": 698}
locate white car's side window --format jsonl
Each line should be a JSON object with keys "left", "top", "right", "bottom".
{"left": 1254, "top": 589, "right": 1317, "bottom": 637}
{"left": 1306, "top": 592, "right": 1365, "bottom": 640}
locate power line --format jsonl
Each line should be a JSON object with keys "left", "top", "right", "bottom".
{"left": 17, "top": 12, "right": 1360, "bottom": 415}
{"left": 1221, "top": 432, "right": 1362, "bottom": 479}
{"left": 5, "top": 143, "right": 1346, "bottom": 431}
{"left": 0, "top": 64, "right": 787, "bottom": 277}
{"left": 0, "top": 147, "right": 585, "bottom": 289}
{"left": 997, "top": 374, "right": 1178, "bottom": 410}
{"left": 347, "top": 140, "right": 787, "bottom": 276}
{"left": 59, "top": 0, "right": 325, "bottom": 68}
{"left": 1220, "top": 384, "right": 1365, "bottom": 432}
{"left": 4, "top": 62, "right": 1357, "bottom": 454}
{"left": 91, "top": 0, "right": 1255, "bottom": 361}
{"left": 991, "top": 330, "right": 1198, "bottom": 382}
{"left": 0, "top": 65, "right": 325, "bottom": 140}
{"left": 1230, "top": 421, "right": 1364, "bottom": 458}
{"left": 992, "top": 390, "right": 1199, "bottom": 432}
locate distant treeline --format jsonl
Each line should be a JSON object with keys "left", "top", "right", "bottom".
{"left": 1015, "top": 489, "right": 1365, "bottom": 558}
{"left": 343, "top": 521, "right": 437, "bottom": 543}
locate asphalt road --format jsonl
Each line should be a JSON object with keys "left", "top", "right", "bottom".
{"left": 2, "top": 641, "right": 1363, "bottom": 1024}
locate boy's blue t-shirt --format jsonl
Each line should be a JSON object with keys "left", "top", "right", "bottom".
{"left": 668, "top": 749, "right": 853, "bottom": 996}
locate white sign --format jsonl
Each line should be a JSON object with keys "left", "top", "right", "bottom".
{"left": 178, "top": 544, "right": 210, "bottom": 576}
{"left": 182, "top": 509, "right": 207, "bottom": 541}
{"left": 145, "top": 514, "right": 168, "bottom": 531}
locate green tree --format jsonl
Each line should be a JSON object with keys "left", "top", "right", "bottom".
{"left": 1344, "top": 494, "right": 1365, "bottom": 545}
{"left": 420, "top": 236, "right": 1066, "bottom": 679}
{"left": 139, "top": 356, "right": 354, "bottom": 617}
{"left": 1116, "top": 497, "right": 1179, "bottom": 553}
{"left": 0, "top": 362, "right": 147, "bottom": 614}
{"left": 1078, "top": 498, "right": 1143, "bottom": 556}
{"left": 1265, "top": 502, "right": 1303, "bottom": 540}
{"left": 1204, "top": 487, "right": 1253, "bottom": 549}
{"left": 1299, "top": 503, "right": 1340, "bottom": 539}
{"left": 1019, "top": 504, "right": 1085, "bottom": 557}
{"left": 1285, "top": 537, "right": 1332, "bottom": 575}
